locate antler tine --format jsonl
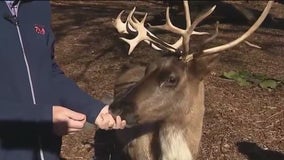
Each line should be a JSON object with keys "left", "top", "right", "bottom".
{"left": 112, "top": 10, "right": 127, "bottom": 34}
{"left": 183, "top": 0, "right": 191, "bottom": 30}
{"left": 117, "top": 7, "right": 179, "bottom": 55}
{"left": 201, "top": 1, "right": 273, "bottom": 55}
{"left": 148, "top": 4, "right": 209, "bottom": 35}
{"left": 135, "top": 9, "right": 181, "bottom": 53}
{"left": 148, "top": 3, "right": 216, "bottom": 56}
{"left": 202, "top": 21, "right": 219, "bottom": 45}
{"left": 184, "top": 21, "right": 220, "bottom": 62}
{"left": 149, "top": 7, "right": 185, "bottom": 35}
{"left": 182, "top": 5, "right": 216, "bottom": 55}
{"left": 112, "top": 9, "right": 137, "bottom": 34}
{"left": 119, "top": 7, "right": 150, "bottom": 55}
{"left": 186, "top": 5, "right": 216, "bottom": 36}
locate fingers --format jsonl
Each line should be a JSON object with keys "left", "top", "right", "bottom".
{"left": 53, "top": 117, "right": 86, "bottom": 136}
{"left": 52, "top": 106, "right": 86, "bottom": 136}
{"left": 65, "top": 108, "right": 86, "bottom": 121}
{"left": 96, "top": 113, "right": 115, "bottom": 130}
{"left": 96, "top": 114, "right": 126, "bottom": 130}
{"left": 112, "top": 116, "right": 126, "bottom": 129}
{"left": 53, "top": 105, "right": 127, "bottom": 136}
{"left": 99, "top": 105, "right": 110, "bottom": 115}
{"left": 95, "top": 105, "right": 113, "bottom": 130}
{"left": 62, "top": 108, "right": 87, "bottom": 133}
{"left": 69, "top": 117, "right": 86, "bottom": 129}
{"left": 95, "top": 105, "right": 127, "bottom": 130}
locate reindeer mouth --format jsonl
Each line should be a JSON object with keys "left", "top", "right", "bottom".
{"left": 110, "top": 111, "right": 139, "bottom": 128}
{"left": 122, "top": 113, "right": 139, "bottom": 127}
{"left": 109, "top": 103, "right": 139, "bottom": 128}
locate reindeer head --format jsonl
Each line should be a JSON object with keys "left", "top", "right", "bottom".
{"left": 110, "top": 1, "right": 273, "bottom": 127}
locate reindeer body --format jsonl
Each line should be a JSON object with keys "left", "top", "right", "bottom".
{"left": 110, "top": 57, "right": 206, "bottom": 160}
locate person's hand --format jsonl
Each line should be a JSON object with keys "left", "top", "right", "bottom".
{"left": 52, "top": 106, "right": 86, "bottom": 136}
{"left": 95, "top": 105, "right": 126, "bottom": 130}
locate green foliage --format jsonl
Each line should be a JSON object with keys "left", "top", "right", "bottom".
{"left": 223, "top": 71, "right": 250, "bottom": 86}
{"left": 259, "top": 80, "right": 278, "bottom": 89}
{"left": 222, "top": 70, "right": 282, "bottom": 90}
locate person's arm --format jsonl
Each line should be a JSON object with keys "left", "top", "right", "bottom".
{"left": 46, "top": 2, "right": 125, "bottom": 130}
{"left": 48, "top": 20, "right": 126, "bottom": 130}
{"left": 45, "top": 7, "right": 104, "bottom": 124}
{"left": 50, "top": 63, "right": 105, "bottom": 123}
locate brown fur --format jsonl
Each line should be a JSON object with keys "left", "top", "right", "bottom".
{"left": 109, "top": 55, "right": 215, "bottom": 160}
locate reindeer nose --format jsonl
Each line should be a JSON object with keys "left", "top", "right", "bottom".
{"left": 109, "top": 101, "right": 127, "bottom": 117}
{"left": 109, "top": 107, "right": 122, "bottom": 118}
{"left": 109, "top": 101, "right": 137, "bottom": 124}
{"left": 110, "top": 100, "right": 135, "bottom": 112}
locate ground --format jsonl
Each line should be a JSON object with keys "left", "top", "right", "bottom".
{"left": 50, "top": 1, "right": 283, "bottom": 160}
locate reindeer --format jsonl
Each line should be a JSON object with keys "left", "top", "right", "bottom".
{"left": 108, "top": 1, "right": 273, "bottom": 160}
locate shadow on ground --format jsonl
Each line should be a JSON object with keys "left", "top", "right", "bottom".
{"left": 237, "top": 141, "right": 284, "bottom": 160}
{"left": 148, "top": 1, "right": 284, "bottom": 30}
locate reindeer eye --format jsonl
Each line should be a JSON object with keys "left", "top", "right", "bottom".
{"left": 162, "top": 74, "right": 178, "bottom": 87}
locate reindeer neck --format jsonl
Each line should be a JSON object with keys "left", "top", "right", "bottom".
{"left": 158, "top": 81, "right": 205, "bottom": 160}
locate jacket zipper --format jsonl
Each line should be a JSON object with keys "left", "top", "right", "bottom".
{"left": 12, "top": 8, "right": 46, "bottom": 160}
{"left": 15, "top": 21, "right": 37, "bottom": 104}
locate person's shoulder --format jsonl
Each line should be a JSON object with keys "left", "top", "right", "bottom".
{"left": 22, "top": 1, "right": 51, "bottom": 13}
{"left": 20, "top": 1, "right": 52, "bottom": 22}
{"left": 22, "top": 0, "right": 51, "bottom": 8}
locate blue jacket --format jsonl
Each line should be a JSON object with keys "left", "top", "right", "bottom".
{"left": 0, "top": 1, "right": 105, "bottom": 159}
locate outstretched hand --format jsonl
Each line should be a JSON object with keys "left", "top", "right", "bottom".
{"left": 95, "top": 105, "right": 126, "bottom": 130}
{"left": 52, "top": 106, "right": 86, "bottom": 136}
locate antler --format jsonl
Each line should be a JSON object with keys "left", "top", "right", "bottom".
{"left": 201, "top": 1, "right": 273, "bottom": 56}
{"left": 112, "top": 1, "right": 211, "bottom": 56}
{"left": 112, "top": 7, "right": 180, "bottom": 55}
{"left": 149, "top": 1, "right": 216, "bottom": 56}
{"left": 113, "top": 1, "right": 273, "bottom": 62}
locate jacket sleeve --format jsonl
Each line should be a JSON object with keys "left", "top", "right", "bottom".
{"left": 46, "top": 3, "right": 105, "bottom": 124}
{"left": 0, "top": 101, "right": 52, "bottom": 135}
{"left": 50, "top": 61, "right": 106, "bottom": 123}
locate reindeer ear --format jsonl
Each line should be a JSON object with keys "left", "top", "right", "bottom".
{"left": 187, "top": 54, "right": 219, "bottom": 81}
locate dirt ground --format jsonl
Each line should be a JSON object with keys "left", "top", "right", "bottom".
{"left": 50, "top": 1, "right": 283, "bottom": 160}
